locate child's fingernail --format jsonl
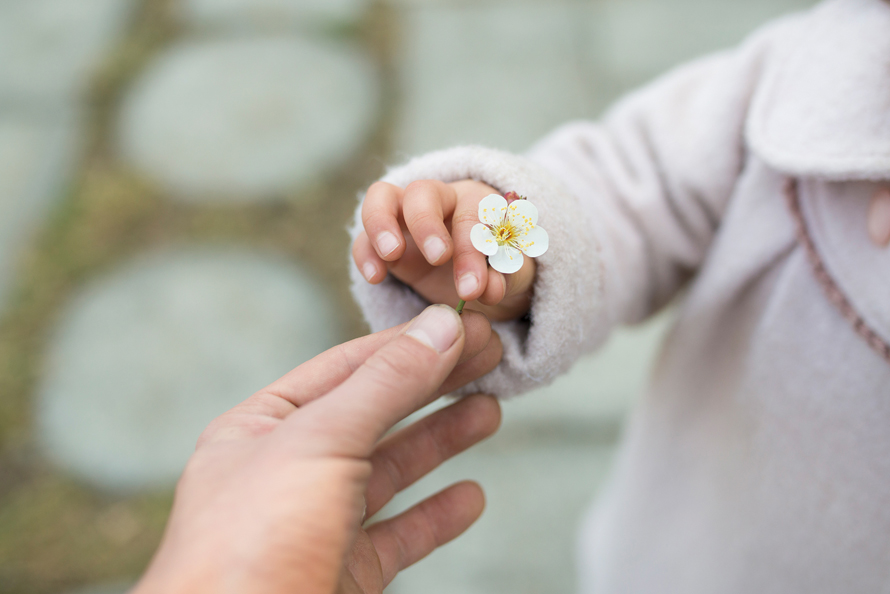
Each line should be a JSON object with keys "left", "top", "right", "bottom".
{"left": 376, "top": 232, "right": 399, "bottom": 257}
{"left": 458, "top": 273, "right": 479, "bottom": 298}
{"left": 424, "top": 236, "right": 447, "bottom": 263}
{"left": 405, "top": 305, "right": 461, "bottom": 353}
{"left": 362, "top": 262, "right": 377, "bottom": 282}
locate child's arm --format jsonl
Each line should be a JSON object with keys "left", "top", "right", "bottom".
{"left": 350, "top": 18, "right": 788, "bottom": 397}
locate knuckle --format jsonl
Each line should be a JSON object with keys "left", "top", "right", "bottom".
{"left": 419, "top": 418, "right": 449, "bottom": 461}
{"left": 453, "top": 244, "right": 479, "bottom": 259}
{"left": 376, "top": 446, "right": 410, "bottom": 492}
{"left": 363, "top": 209, "right": 395, "bottom": 232}
{"left": 195, "top": 408, "right": 243, "bottom": 445}
{"left": 453, "top": 179, "right": 496, "bottom": 194}
{"left": 451, "top": 209, "right": 480, "bottom": 228}
{"left": 417, "top": 502, "right": 443, "bottom": 547}
{"left": 367, "top": 181, "right": 398, "bottom": 200}
{"left": 405, "top": 209, "right": 443, "bottom": 233}
{"left": 405, "top": 179, "right": 443, "bottom": 196}
{"left": 362, "top": 188, "right": 398, "bottom": 219}
{"left": 365, "top": 338, "right": 439, "bottom": 388}
{"left": 195, "top": 422, "right": 220, "bottom": 448}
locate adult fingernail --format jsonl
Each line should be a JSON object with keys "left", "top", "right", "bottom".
{"left": 376, "top": 231, "right": 399, "bottom": 257}
{"left": 362, "top": 262, "right": 377, "bottom": 282}
{"left": 405, "top": 305, "right": 460, "bottom": 353}
{"left": 424, "top": 236, "right": 447, "bottom": 263}
{"left": 458, "top": 273, "right": 479, "bottom": 299}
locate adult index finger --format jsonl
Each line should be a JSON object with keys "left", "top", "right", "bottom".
{"left": 259, "top": 310, "right": 492, "bottom": 410}
{"left": 197, "top": 312, "right": 497, "bottom": 446}
{"left": 280, "top": 305, "right": 466, "bottom": 458}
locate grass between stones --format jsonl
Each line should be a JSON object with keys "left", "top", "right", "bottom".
{"left": 0, "top": 0, "right": 400, "bottom": 591}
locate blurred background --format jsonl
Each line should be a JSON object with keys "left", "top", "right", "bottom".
{"left": 0, "top": 0, "right": 816, "bottom": 592}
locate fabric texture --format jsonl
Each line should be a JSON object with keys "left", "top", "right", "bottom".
{"left": 348, "top": 0, "right": 890, "bottom": 592}
{"left": 746, "top": 0, "right": 890, "bottom": 180}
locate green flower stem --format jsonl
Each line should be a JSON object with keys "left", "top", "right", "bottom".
{"left": 456, "top": 299, "right": 466, "bottom": 315}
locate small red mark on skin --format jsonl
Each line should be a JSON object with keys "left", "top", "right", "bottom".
{"left": 868, "top": 188, "right": 890, "bottom": 247}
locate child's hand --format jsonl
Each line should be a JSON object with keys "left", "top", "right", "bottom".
{"left": 353, "top": 179, "right": 536, "bottom": 322}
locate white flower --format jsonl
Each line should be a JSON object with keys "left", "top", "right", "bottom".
{"left": 470, "top": 194, "right": 549, "bottom": 274}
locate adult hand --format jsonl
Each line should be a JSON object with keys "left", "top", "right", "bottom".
{"left": 133, "top": 305, "right": 503, "bottom": 594}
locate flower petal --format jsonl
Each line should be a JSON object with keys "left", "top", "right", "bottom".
{"left": 470, "top": 223, "right": 499, "bottom": 256}
{"left": 478, "top": 194, "right": 508, "bottom": 226}
{"left": 514, "top": 225, "right": 549, "bottom": 258}
{"left": 488, "top": 244, "right": 524, "bottom": 274}
{"left": 506, "top": 199, "right": 538, "bottom": 230}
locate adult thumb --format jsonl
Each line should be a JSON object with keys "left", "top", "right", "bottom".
{"left": 284, "top": 305, "right": 466, "bottom": 457}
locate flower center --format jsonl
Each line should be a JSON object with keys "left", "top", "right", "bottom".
{"left": 492, "top": 222, "right": 517, "bottom": 246}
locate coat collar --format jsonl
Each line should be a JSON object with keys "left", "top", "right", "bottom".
{"left": 746, "top": 0, "right": 890, "bottom": 181}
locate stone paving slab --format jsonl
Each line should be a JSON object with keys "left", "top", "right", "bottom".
{"left": 0, "top": 0, "right": 138, "bottom": 102}
{"left": 585, "top": 0, "right": 818, "bottom": 94}
{"left": 393, "top": 0, "right": 818, "bottom": 157}
{"left": 385, "top": 0, "right": 580, "bottom": 6}
{"left": 384, "top": 434, "right": 617, "bottom": 594}
{"left": 37, "top": 249, "right": 342, "bottom": 492}
{"left": 393, "top": 3, "right": 597, "bottom": 155}
{"left": 0, "top": 110, "right": 81, "bottom": 312}
{"left": 179, "top": 0, "right": 370, "bottom": 29}
{"left": 117, "top": 37, "right": 379, "bottom": 201}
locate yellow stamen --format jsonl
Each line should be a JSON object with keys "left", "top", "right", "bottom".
{"left": 492, "top": 221, "right": 519, "bottom": 246}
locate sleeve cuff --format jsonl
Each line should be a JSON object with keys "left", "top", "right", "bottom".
{"left": 349, "top": 145, "right": 609, "bottom": 397}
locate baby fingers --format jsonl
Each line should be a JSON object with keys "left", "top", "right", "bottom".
{"left": 352, "top": 231, "right": 386, "bottom": 284}
{"left": 402, "top": 180, "right": 457, "bottom": 266}
{"left": 362, "top": 181, "right": 407, "bottom": 261}
{"left": 450, "top": 181, "right": 497, "bottom": 302}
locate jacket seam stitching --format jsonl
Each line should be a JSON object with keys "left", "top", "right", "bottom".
{"left": 784, "top": 178, "right": 890, "bottom": 365}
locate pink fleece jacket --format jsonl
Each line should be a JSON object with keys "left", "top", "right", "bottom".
{"left": 350, "top": 1, "right": 890, "bottom": 591}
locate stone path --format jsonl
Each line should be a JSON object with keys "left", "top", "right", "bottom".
{"left": 118, "top": 37, "right": 379, "bottom": 202}
{"left": 583, "top": 0, "right": 816, "bottom": 91}
{"left": 38, "top": 250, "right": 340, "bottom": 491}
{"left": 0, "top": 112, "right": 80, "bottom": 310}
{"left": 180, "top": 0, "right": 368, "bottom": 29}
{"left": 0, "top": 0, "right": 138, "bottom": 102}
{"left": 393, "top": 0, "right": 816, "bottom": 155}
{"left": 394, "top": 3, "right": 595, "bottom": 155}
{"left": 0, "top": 0, "right": 137, "bottom": 310}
